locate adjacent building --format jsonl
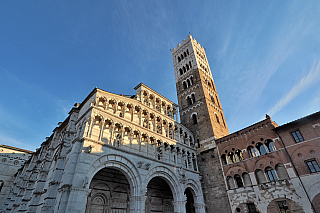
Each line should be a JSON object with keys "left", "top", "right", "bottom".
{"left": 0, "top": 145, "right": 33, "bottom": 206}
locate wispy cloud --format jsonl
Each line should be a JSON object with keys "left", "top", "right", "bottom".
{"left": 265, "top": 59, "right": 320, "bottom": 118}
{"left": 0, "top": 132, "right": 37, "bottom": 151}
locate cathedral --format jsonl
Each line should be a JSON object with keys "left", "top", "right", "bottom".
{"left": 0, "top": 35, "right": 319, "bottom": 213}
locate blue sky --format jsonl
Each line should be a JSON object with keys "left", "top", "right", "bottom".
{"left": 1, "top": 1, "right": 320, "bottom": 151}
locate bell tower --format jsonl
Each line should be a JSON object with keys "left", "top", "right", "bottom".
{"left": 172, "top": 35, "right": 229, "bottom": 152}
{"left": 172, "top": 35, "right": 233, "bottom": 213}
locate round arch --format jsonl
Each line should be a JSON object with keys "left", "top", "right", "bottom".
{"left": 185, "top": 179, "right": 204, "bottom": 204}
{"left": 143, "top": 166, "right": 184, "bottom": 202}
{"left": 86, "top": 154, "right": 141, "bottom": 197}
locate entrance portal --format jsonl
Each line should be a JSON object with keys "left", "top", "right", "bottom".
{"left": 145, "top": 177, "right": 174, "bottom": 213}
{"left": 185, "top": 188, "right": 195, "bottom": 213}
{"left": 86, "top": 167, "right": 130, "bottom": 213}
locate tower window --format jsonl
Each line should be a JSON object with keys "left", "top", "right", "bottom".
{"left": 215, "top": 114, "right": 220, "bottom": 124}
{"left": 187, "top": 79, "right": 191, "bottom": 87}
{"left": 186, "top": 49, "right": 189, "bottom": 55}
{"left": 192, "top": 114, "right": 197, "bottom": 124}
{"left": 306, "top": 159, "right": 320, "bottom": 173}
{"left": 291, "top": 130, "right": 304, "bottom": 142}
{"left": 179, "top": 68, "right": 183, "bottom": 75}
{"left": 191, "top": 94, "right": 195, "bottom": 103}
{"left": 187, "top": 97, "right": 192, "bottom": 106}
{"left": 183, "top": 82, "right": 187, "bottom": 89}
{"left": 189, "top": 61, "right": 192, "bottom": 67}
{"left": 178, "top": 56, "right": 181, "bottom": 62}
{"left": 210, "top": 96, "right": 215, "bottom": 104}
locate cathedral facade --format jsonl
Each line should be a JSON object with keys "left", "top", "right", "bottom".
{"left": 1, "top": 35, "right": 319, "bottom": 213}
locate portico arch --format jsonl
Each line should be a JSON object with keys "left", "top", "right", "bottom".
{"left": 144, "top": 166, "right": 185, "bottom": 212}
{"left": 84, "top": 154, "right": 142, "bottom": 212}
{"left": 86, "top": 155, "right": 141, "bottom": 196}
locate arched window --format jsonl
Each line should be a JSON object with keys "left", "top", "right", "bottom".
{"left": 184, "top": 52, "right": 187, "bottom": 57}
{"left": 179, "top": 69, "right": 183, "bottom": 75}
{"left": 183, "top": 82, "right": 187, "bottom": 89}
{"left": 186, "top": 64, "right": 189, "bottom": 70}
{"left": 189, "top": 61, "right": 192, "bottom": 67}
{"left": 256, "top": 143, "right": 267, "bottom": 155}
{"left": 187, "top": 79, "right": 191, "bottom": 87}
{"left": 227, "top": 176, "right": 236, "bottom": 189}
{"left": 221, "top": 154, "right": 227, "bottom": 165}
{"left": 227, "top": 152, "right": 235, "bottom": 164}
{"left": 190, "top": 76, "right": 193, "bottom": 84}
{"left": 192, "top": 114, "right": 197, "bottom": 124}
{"left": 181, "top": 54, "right": 184, "bottom": 60}
{"left": 255, "top": 169, "right": 267, "bottom": 184}
{"left": 183, "top": 66, "right": 186, "bottom": 73}
{"left": 215, "top": 94, "right": 220, "bottom": 107}
{"left": 247, "top": 146, "right": 260, "bottom": 158}
{"left": 186, "top": 49, "right": 189, "bottom": 55}
{"left": 191, "top": 94, "right": 195, "bottom": 103}
{"left": 275, "top": 164, "right": 289, "bottom": 180}
{"left": 187, "top": 97, "right": 192, "bottom": 106}
{"left": 235, "top": 150, "right": 243, "bottom": 162}
{"left": 265, "top": 167, "right": 278, "bottom": 181}
{"left": 211, "top": 96, "right": 215, "bottom": 104}
{"left": 178, "top": 56, "right": 181, "bottom": 62}
{"left": 242, "top": 173, "right": 252, "bottom": 186}
{"left": 265, "top": 139, "right": 276, "bottom": 152}
{"left": 234, "top": 174, "right": 244, "bottom": 187}
{"left": 215, "top": 114, "right": 220, "bottom": 124}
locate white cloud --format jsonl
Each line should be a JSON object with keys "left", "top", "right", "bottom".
{"left": 265, "top": 59, "right": 320, "bottom": 118}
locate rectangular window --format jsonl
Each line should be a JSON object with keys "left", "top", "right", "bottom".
{"left": 247, "top": 203, "right": 257, "bottom": 213}
{"left": 291, "top": 130, "right": 304, "bottom": 142}
{"left": 306, "top": 160, "right": 320, "bottom": 173}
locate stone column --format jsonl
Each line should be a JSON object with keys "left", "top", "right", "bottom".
{"left": 98, "top": 120, "right": 105, "bottom": 141}
{"left": 109, "top": 125, "right": 114, "bottom": 145}
{"left": 85, "top": 117, "right": 92, "bottom": 137}
{"left": 173, "top": 200, "right": 187, "bottom": 213}
{"left": 194, "top": 203, "right": 206, "bottom": 213}
{"left": 120, "top": 128, "right": 124, "bottom": 148}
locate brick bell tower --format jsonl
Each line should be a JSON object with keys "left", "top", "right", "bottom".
{"left": 172, "top": 35, "right": 232, "bottom": 213}
{"left": 172, "top": 34, "right": 229, "bottom": 153}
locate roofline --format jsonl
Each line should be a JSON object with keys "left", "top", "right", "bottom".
{"left": 275, "top": 110, "right": 320, "bottom": 132}
{"left": 0, "top": 144, "right": 34, "bottom": 154}
{"left": 216, "top": 116, "right": 274, "bottom": 142}
{"left": 134, "top": 83, "right": 179, "bottom": 107}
